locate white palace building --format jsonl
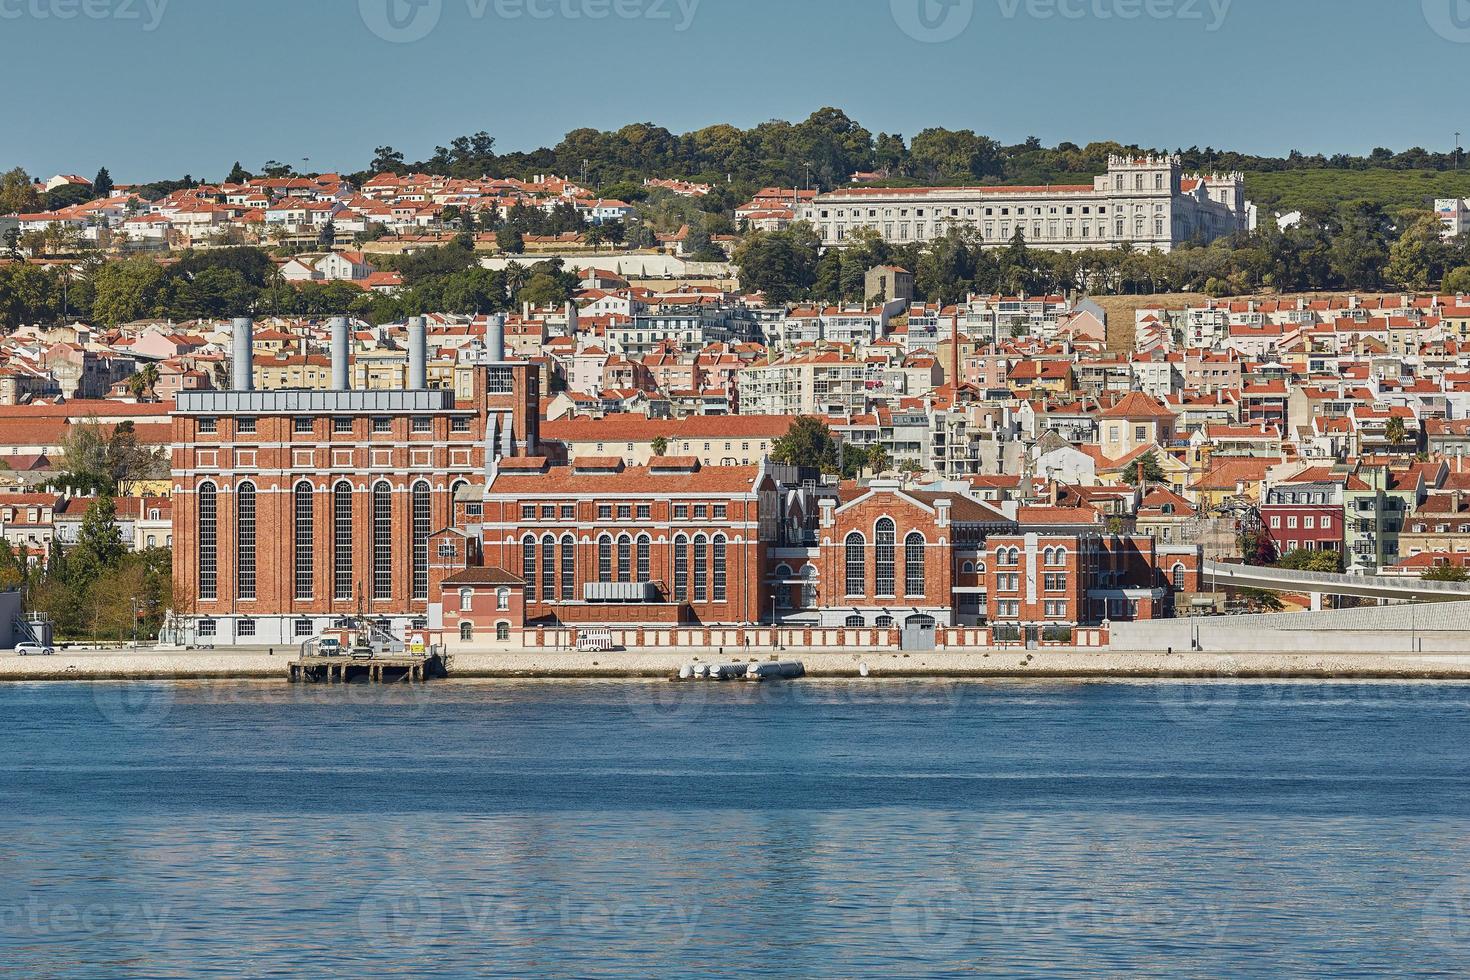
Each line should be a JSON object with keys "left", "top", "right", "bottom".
{"left": 799, "top": 155, "right": 1254, "bottom": 253}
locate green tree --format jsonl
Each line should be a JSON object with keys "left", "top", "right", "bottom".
{"left": 1122, "top": 451, "right": 1167, "bottom": 486}
{"left": 68, "top": 495, "right": 125, "bottom": 588}
{"left": 732, "top": 224, "right": 820, "bottom": 304}
{"left": 1277, "top": 549, "right": 1343, "bottom": 574}
{"left": 1386, "top": 415, "right": 1408, "bottom": 448}
{"left": 226, "top": 161, "right": 251, "bottom": 183}
{"left": 651, "top": 435, "right": 669, "bottom": 458}
{"left": 0, "top": 167, "right": 39, "bottom": 214}
{"left": 772, "top": 417, "right": 840, "bottom": 475}
{"left": 92, "top": 167, "right": 113, "bottom": 198}
{"left": 865, "top": 444, "right": 893, "bottom": 476}
{"left": 1423, "top": 563, "right": 1470, "bottom": 583}
{"left": 497, "top": 224, "right": 525, "bottom": 254}
{"left": 89, "top": 258, "right": 165, "bottom": 326}
{"left": 1445, "top": 265, "right": 1470, "bottom": 294}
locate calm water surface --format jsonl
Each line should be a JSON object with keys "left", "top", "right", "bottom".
{"left": 3, "top": 678, "right": 1470, "bottom": 978}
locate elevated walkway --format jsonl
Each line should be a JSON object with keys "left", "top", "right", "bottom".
{"left": 1202, "top": 560, "right": 1470, "bottom": 604}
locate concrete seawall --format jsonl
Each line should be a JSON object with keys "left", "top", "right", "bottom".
{"left": 6, "top": 648, "right": 1470, "bottom": 682}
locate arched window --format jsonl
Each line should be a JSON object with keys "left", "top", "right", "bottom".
{"left": 459, "top": 588, "right": 474, "bottom": 611}
{"left": 236, "top": 482, "right": 256, "bottom": 601}
{"left": 905, "top": 532, "right": 926, "bottom": 596}
{"left": 845, "top": 533, "right": 866, "bottom": 596}
{"left": 598, "top": 535, "right": 613, "bottom": 584}
{"left": 372, "top": 482, "right": 392, "bottom": 600}
{"left": 693, "top": 534, "right": 709, "bottom": 602}
{"left": 617, "top": 534, "right": 632, "bottom": 583}
{"left": 801, "top": 566, "right": 819, "bottom": 609}
{"left": 294, "top": 481, "right": 314, "bottom": 600}
{"left": 560, "top": 535, "right": 576, "bottom": 600}
{"left": 333, "top": 480, "right": 353, "bottom": 601}
{"left": 636, "top": 535, "right": 651, "bottom": 583}
{"left": 460, "top": 621, "right": 473, "bottom": 641}
{"left": 1049, "top": 547, "right": 1068, "bottom": 567}
{"left": 411, "top": 481, "right": 431, "bottom": 600}
{"left": 875, "top": 615, "right": 894, "bottom": 628}
{"left": 674, "top": 535, "right": 689, "bottom": 600}
{"left": 197, "top": 482, "right": 217, "bottom": 601}
{"left": 774, "top": 565, "right": 793, "bottom": 609}
{"left": 962, "top": 560, "right": 975, "bottom": 575}
{"left": 1172, "top": 563, "right": 1187, "bottom": 589}
{"left": 1043, "top": 548, "right": 1056, "bottom": 566}
{"left": 522, "top": 535, "right": 538, "bottom": 601}
{"left": 496, "top": 622, "right": 510, "bottom": 642}
{"left": 845, "top": 614, "right": 865, "bottom": 628}
{"left": 496, "top": 588, "right": 509, "bottom": 611}
{"left": 875, "top": 519, "right": 896, "bottom": 597}
{"left": 712, "top": 535, "right": 727, "bottom": 602}
{"left": 541, "top": 534, "right": 556, "bottom": 602}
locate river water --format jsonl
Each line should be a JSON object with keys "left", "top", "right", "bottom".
{"left": 3, "top": 678, "right": 1469, "bottom": 977}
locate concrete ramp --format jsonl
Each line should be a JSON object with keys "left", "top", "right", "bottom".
{"left": 1203, "top": 561, "right": 1470, "bottom": 603}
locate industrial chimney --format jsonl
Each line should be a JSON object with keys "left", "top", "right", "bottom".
{"left": 486, "top": 313, "right": 506, "bottom": 363}
{"left": 331, "top": 316, "right": 351, "bottom": 391}
{"left": 231, "top": 317, "right": 254, "bottom": 391}
{"left": 408, "top": 316, "right": 428, "bottom": 390}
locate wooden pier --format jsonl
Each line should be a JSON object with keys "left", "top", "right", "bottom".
{"left": 288, "top": 653, "right": 440, "bottom": 684}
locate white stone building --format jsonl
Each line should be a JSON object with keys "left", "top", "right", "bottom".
{"left": 800, "top": 155, "right": 1250, "bottom": 253}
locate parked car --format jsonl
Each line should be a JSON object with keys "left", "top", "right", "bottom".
{"left": 16, "top": 643, "right": 53, "bottom": 656}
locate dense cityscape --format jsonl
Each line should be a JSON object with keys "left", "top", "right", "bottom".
{"left": 1, "top": 130, "right": 1469, "bottom": 647}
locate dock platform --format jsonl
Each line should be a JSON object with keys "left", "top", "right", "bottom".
{"left": 288, "top": 653, "right": 439, "bottom": 684}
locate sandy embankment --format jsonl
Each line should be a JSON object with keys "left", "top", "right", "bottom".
{"left": 4, "top": 646, "right": 1470, "bottom": 681}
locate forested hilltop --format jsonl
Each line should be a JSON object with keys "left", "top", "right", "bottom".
{"left": 350, "top": 108, "right": 1469, "bottom": 215}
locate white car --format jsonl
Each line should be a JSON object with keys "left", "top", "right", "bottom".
{"left": 16, "top": 643, "right": 53, "bottom": 656}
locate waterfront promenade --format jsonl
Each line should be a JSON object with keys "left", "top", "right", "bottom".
{"left": 7, "top": 646, "right": 1470, "bottom": 681}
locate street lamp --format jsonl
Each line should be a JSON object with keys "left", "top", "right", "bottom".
{"left": 1411, "top": 594, "right": 1418, "bottom": 653}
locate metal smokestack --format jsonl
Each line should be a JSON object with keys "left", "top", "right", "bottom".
{"left": 408, "top": 316, "right": 428, "bottom": 390}
{"left": 231, "top": 317, "right": 254, "bottom": 391}
{"left": 331, "top": 316, "right": 351, "bottom": 391}
{"left": 486, "top": 313, "right": 506, "bottom": 363}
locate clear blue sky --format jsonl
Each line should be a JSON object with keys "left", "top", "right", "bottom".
{"left": 6, "top": 0, "right": 1467, "bottom": 181}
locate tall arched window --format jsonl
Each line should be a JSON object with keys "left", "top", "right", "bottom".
{"left": 801, "top": 566, "right": 819, "bottom": 608}
{"left": 774, "top": 564, "right": 793, "bottom": 609}
{"left": 333, "top": 481, "right": 354, "bottom": 601}
{"left": 674, "top": 535, "right": 689, "bottom": 600}
{"left": 845, "top": 533, "right": 866, "bottom": 596}
{"left": 693, "top": 534, "right": 708, "bottom": 602}
{"left": 712, "top": 535, "right": 727, "bottom": 602}
{"left": 294, "top": 481, "right": 314, "bottom": 600}
{"left": 541, "top": 534, "right": 556, "bottom": 601}
{"left": 597, "top": 535, "right": 613, "bottom": 584}
{"left": 905, "top": 532, "right": 926, "bottom": 597}
{"left": 875, "top": 519, "right": 896, "bottom": 597}
{"left": 372, "top": 482, "right": 392, "bottom": 601}
{"left": 460, "top": 621, "right": 473, "bottom": 642}
{"left": 236, "top": 482, "right": 256, "bottom": 601}
{"left": 411, "top": 481, "right": 431, "bottom": 600}
{"left": 197, "top": 482, "right": 217, "bottom": 601}
{"left": 522, "top": 535, "right": 538, "bottom": 602}
{"left": 560, "top": 535, "right": 576, "bottom": 600}
{"left": 617, "top": 534, "right": 632, "bottom": 583}
{"left": 636, "top": 535, "right": 651, "bottom": 583}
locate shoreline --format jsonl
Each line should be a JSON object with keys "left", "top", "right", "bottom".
{"left": 5, "top": 648, "right": 1470, "bottom": 682}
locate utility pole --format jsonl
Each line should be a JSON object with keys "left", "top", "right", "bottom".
{"left": 1456, "top": 134, "right": 1463, "bottom": 170}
